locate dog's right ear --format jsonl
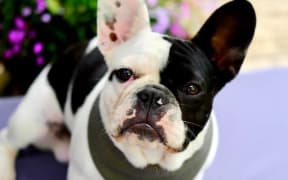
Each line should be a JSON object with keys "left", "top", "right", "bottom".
{"left": 97, "top": 0, "right": 151, "bottom": 61}
{"left": 193, "top": 0, "right": 256, "bottom": 87}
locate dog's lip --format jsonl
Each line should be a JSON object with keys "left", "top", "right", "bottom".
{"left": 113, "top": 124, "right": 183, "bottom": 153}
{"left": 119, "top": 122, "right": 166, "bottom": 143}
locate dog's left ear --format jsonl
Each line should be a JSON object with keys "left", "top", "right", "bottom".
{"left": 97, "top": 0, "right": 151, "bottom": 58}
{"left": 193, "top": 0, "right": 256, "bottom": 85}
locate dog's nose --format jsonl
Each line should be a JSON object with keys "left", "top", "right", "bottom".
{"left": 137, "top": 86, "right": 168, "bottom": 108}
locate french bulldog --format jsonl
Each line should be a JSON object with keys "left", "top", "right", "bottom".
{"left": 0, "top": 0, "right": 256, "bottom": 179}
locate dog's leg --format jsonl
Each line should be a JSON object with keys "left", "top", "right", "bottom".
{"left": 0, "top": 129, "right": 18, "bottom": 180}
{"left": 34, "top": 121, "right": 70, "bottom": 163}
{"left": 0, "top": 66, "right": 65, "bottom": 180}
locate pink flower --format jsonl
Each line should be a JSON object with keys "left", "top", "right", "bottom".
{"left": 28, "top": 31, "right": 37, "bottom": 39}
{"left": 41, "top": 13, "right": 51, "bottom": 23}
{"left": 179, "top": 2, "right": 191, "bottom": 19}
{"left": 36, "top": 56, "right": 45, "bottom": 66}
{"left": 22, "top": 6, "right": 32, "bottom": 17}
{"left": 8, "top": 30, "right": 25, "bottom": 44}
{"left": 36, "top": 0, "right": 46, "bottom": 14}
{"left": 169, "top": 22, "right": 188, "bottom": 39}
{"left": 33, "top": 42, "right": 43, "bottom": 54}
{"left": 15, "top": 17, "right": 26, "bottom": 29}
{"left": 12, "top": 45, "right": 21, "bottom": 54}
{"left": 168, "top": 2, "right": 191, "bottom": 38}
{"left": 4, "top": 50, "right": 14, "bottom": 59}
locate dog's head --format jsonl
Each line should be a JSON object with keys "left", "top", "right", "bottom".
{"left": 97, "top": 0, "right": 256, "bottom": 170}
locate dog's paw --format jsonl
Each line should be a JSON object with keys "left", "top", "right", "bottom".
{"left": 53, "top": 141, "right": 70, "bottom": 163}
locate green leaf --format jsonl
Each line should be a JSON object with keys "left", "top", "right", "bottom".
{"left": 47, "top": 0, "right": 62, "bottom": 15}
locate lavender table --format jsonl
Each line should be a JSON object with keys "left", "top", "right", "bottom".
{"left": 0, "top": 68, "right": 287, "bottom": 180}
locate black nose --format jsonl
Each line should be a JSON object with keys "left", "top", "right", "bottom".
{"left": 137, "top": 86, "right": 168, "bottom": 108}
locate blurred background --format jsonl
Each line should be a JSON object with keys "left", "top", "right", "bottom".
{"left": 0, "top": 0, "right": 287, "bottom": 96}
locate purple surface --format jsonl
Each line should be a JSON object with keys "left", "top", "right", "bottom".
{"left": 0, "top": 68, "right": 287, "bottom": 179}
{"left": 206, "top": 68, "right": 288, "bottom": 180}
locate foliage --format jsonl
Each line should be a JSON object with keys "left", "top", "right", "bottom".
{"left": 0, "top": 0, "right": 97, "bottom": 95}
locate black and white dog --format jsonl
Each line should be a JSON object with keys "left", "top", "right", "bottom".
{"left": 0, "top": 0, "right": 256, "bottom": 179}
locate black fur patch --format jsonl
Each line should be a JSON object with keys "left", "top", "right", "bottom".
{"left": 161, "top": 37, "right": 217, "bottom": 143}
{"left": 47, "top": 42, "right": 89, "bottom": 110}
{"left": 71, "top": 47, "right": 107, "bottom": 114}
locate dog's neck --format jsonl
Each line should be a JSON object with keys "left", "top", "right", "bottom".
{"left": 88, "top": 97, "right": 213, "bottom": 180}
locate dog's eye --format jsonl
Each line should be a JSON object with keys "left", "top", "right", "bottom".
{"left": 183, "top": 83, "right": 201, "bottom": 95}
{"left": 115, "top": 68, "right": 134, "bottom": 82}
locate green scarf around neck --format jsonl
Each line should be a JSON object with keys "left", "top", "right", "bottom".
{"left": 88, "top": 97, "right": 213, "bottom": 180}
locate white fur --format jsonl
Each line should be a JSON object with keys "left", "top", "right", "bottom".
{"left": 195, "top": 112, "right": 219, "bottom": 180}
{"left": 85, "top": 37, "right": 99, "bottom": 55}
{"left": 68, "top": 73, "right": 109, "bottom": 180}
{"left": 0, "top": 66, "right": 67, "bottom": 179}
{"left": 159, "top": 115, "right": 215, "bottom": 171}
{"left": 108, "top": 32, "right": 171, "bottom": 69}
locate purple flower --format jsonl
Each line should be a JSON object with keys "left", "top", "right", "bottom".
{"left": 12, "top": 45, "right": 21, "bottom": 54}
{"left": 150, "top": 8, "right": 170, "bottom": 33}
{"left": 22, "top": 6, "right": 32, "bottom": 17}
{"left": 36, "top": 0, "right": 46, "bottom": 14}
{"left": 33, "top": 42, "right": 43, "bottom": 54}
{"left": 36, "top": 56, "right": 45, "bottom": 66}
{"left": 8, "top": 30, "right": 25, "bottom": 44}
{"left": 170, "top": 22, "right": 188, "bottom": 39}
{"left": 41, "top": 13, "right": 51, "bottom": 23}
{"left": 15, "top": 17, "right": 26, "bottom": 29}
{"left": 146, "top": 0, "right": 158, "bottom": 7}
{"left": 28, "top": 30, "right": 37, "bottom": 39}
{"left": 4, "top": 50, "right": 14, "bottom": 59}
{"left": 179, "top": 2, "right": 191, "bottom": 19}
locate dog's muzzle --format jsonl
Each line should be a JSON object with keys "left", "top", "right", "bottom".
{"left": 120, "top": 85, "right": 173, "bottom": 144}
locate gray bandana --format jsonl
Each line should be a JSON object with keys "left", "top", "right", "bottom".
{"left": 88, "top": 97, "right": 213, "bottom": 180}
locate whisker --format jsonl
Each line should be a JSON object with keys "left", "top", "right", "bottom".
{"left": 184, "top": 136, "right": 193, "bottom": 143}
{"left": 89, "top": 78, "right": 103, "bottom": 83}
{"left": 183, "top": 121, "right": 203, "bottom": 128}
{"left": 173, "top": 40, "right": 193, "bottom": 52}
{"left": 186, "top": 128, "right": 196, "bottom": 138}
{"left": 178, "top": 103, "right": 193, "bottom": 108}
{"left": 98, "top": 127, "right": 108, "bottom": 136}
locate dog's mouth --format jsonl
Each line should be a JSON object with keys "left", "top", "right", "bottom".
{"left": 110, "top": 101, "right": 185, "bottom": 153}
{"left": 112, "top": 121, "right": 183, "bottom": 153}
{"left": 119, "top": 121, "right": 166, "bottom": 144}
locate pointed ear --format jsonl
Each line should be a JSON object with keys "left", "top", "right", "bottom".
{"left": 97, "top": 0, "right": 151, "bottom": 55}
{"left": 193, "top": 0, "right": 256, "bottom": 84}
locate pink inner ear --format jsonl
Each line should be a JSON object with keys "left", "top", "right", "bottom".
{"left": 98, "top": 0, "right": 150, "bottom": 53}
